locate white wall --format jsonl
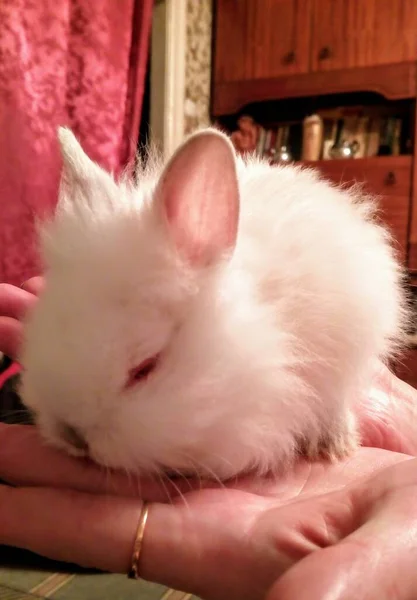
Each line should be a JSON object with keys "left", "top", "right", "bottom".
{"left": 150, "top": 0, "right": 212, "bottom": 159}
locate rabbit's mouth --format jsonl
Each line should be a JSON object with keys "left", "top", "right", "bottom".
{"left": 58, "top": 422, "right": 90, "bottom": 454}
{"left": 162, "top": 468, "right": 197, "bottom": 478}
{"left": 161, "top": 466, "right": 231, "bottom": 481}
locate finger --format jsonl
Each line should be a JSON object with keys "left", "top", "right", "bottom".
{"left": 21, "top": 276, "right": 44, "bottom": 296}
{"left": 0, "top": 425, "right": 411, "bottom": 504}
{"left": 0, "top": 484, "right": 143, "bottom": 574}
{"left": 140, "top": 493, "right": 257, "bottom": 598}
{"left": 0, "top": 284, "right": 38, "bottom": 320}
{"left": 268, "top": 517, "right": 417, "bottom": 600}
{"left": 268, "top": 459, "right": 417, "bottom": 600}
{"left": 0, "top": 317, "right": 24, "bottom": 359}
{"left": 359, "top": 364, "right": 417, "bottom": 455}
{"left": 0, "top": 424, "right": 203, "bottom": 501}
{"left": 140, "top": 485, "right": 367, "bottom": 600}
{"left": 0, "top": 484, "right": 234, "bottom": 598}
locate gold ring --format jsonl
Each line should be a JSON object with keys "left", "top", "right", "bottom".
{"left": 128, "top": 502, "right": 149, "bottom": 579}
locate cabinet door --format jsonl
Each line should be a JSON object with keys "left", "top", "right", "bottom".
{"left": 395, "top": 347, "right": 417, "bottom": 389}
{"left": 214, "top": 0, "right": 312, "bottom": 84}
{"left": 311, "top": 0, "right": 417, "bottom": 72}
{"left": 303, "top": 157, "right": 412, "bottom": 261}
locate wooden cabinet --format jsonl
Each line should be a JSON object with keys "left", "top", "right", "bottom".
{"left": 213, "top": 0, "right": 417, "bottom": 388}
{"left": 214, "top": 0, "right": 417, "bottom": 85}
{"left": 302, "top": 156, "right": 412, "bottom": 260}
{"left": 213, "top": 0, "right": 252, "bottom": 83}
{"left": 214, "top": 0, "right": 312, "bottom": 83}
{"left": 251, "top": 0, "right": 312, "bottom": 79}
{"left": 311, "top": 0, "right": 417, "bottom": 72}
{"left": 213, "top": 0, "right": 417, "bottom": 115}
{"left": 395, "top": 346, "right": 417, "bottom": 389}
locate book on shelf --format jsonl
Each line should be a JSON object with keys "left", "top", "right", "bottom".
{"left": 263, "top": 129, "right": 272, "bottom": 156}
{"left": 302, "top": 115, "right": 324, "bottom": 161}
{"left": 322, "top": 119, "right": 338, "bottom": 160}
{"left": 275, "top": 125, "right": 283, "bottom": 151}
{"left": 269, "top": 128, "right": 277, "bottom": 155}
{"left": 378, "top": 117, "right": 402, "bottom": 156}
{"left": 256, "top": 125, "right": 266, "bottom": 156}
{"left": 340, "top": 116, "right": 358, "bottom": 147}
{"left": 392, "top": 118, "right": 401, "bottom": 155}
{"left": 289, "top": 122, "right": 303, "bottom": 161}
{"left": 230, "top": 110, "right": 405, "bottom": 162}
{"left": 366, "top": 117, "right": 381, "bottom": 157}
{"left": 353, "top": 116, "right": 369, "bottom": 158}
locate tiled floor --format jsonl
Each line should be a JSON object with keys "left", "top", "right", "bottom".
{"left": 0, "top": 551, "right": 199, "bottom": 600}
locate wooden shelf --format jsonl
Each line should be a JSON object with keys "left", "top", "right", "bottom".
{"left": 297, "top": 155, "right": 412, "bottom": 171}
{"left": 296, "top": 156, "right": 413, "bottom": 196}
{"left": 212, "top": 63, "right": 417, "bottom": 116}
{"left": 295, "top": 154, "right": 413, "bottom": 177}
{"left": 293, "top": 155, "right": 413, "bottom": 262}
{"left": 294, "top": 155, "right": 412, "bottom": 200}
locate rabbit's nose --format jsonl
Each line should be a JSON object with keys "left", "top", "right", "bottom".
{"left": 60, "top": 423, "right": 89, "bottom": 452}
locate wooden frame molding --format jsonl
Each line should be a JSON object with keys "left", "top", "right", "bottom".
{"left": 212, "top": 63, "right": 417, "bottom": 117}
{"left": 150, "top": 0, "right": 187, "bottom": 160}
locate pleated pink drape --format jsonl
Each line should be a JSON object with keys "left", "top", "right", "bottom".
{"left": 0, "top": 0, "right": 153, "bottom": 284}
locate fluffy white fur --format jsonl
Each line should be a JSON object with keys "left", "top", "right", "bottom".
{"left": 19, "top": 126, "right": 408, "bottom": 479}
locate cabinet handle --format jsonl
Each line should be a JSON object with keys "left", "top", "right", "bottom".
{"left": 318, "top": 46, "right": 332, "bottom": 60}
{"left": 282, "top": 51, "right": 296, "bottom": 65}
{"left": 385, "top": 171, "right": 396, "bottom": 186}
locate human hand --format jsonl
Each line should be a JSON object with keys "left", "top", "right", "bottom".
{"left": 0, "top": 424, "right": 416, "bottom": 600}
{"left": 0, "top": 277, "right": 44, "bottom": 359}
{"left": 1, "top": 278, "right": 417, "bottom": 600}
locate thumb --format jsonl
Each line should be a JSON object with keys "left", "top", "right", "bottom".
{"left": 267, "top": 485, "right": 417, "bottom": 599}
{"left": 21, "top": 276, "right": 44, "bottom": 296}
{"left": 266, "top": 543, "right": 376, "bottom": 600}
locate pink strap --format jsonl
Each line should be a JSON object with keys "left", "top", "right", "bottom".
{"left": 0, "top": 362, "right": 22, "bottom": 389}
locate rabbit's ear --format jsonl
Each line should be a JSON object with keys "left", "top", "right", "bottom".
{"left": 57, "top": 127, "right": 116, "bottom": 210}
{"left": 156, "top": 128, "right": 240, "bottom": 267}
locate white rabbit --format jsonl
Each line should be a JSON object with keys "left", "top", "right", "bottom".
{"left": 19, "top": 126, "right": 407, "bottom": 479}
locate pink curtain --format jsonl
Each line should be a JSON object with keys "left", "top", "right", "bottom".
{"left": 0, "top": 0, "right": 153, "bottom": 284}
